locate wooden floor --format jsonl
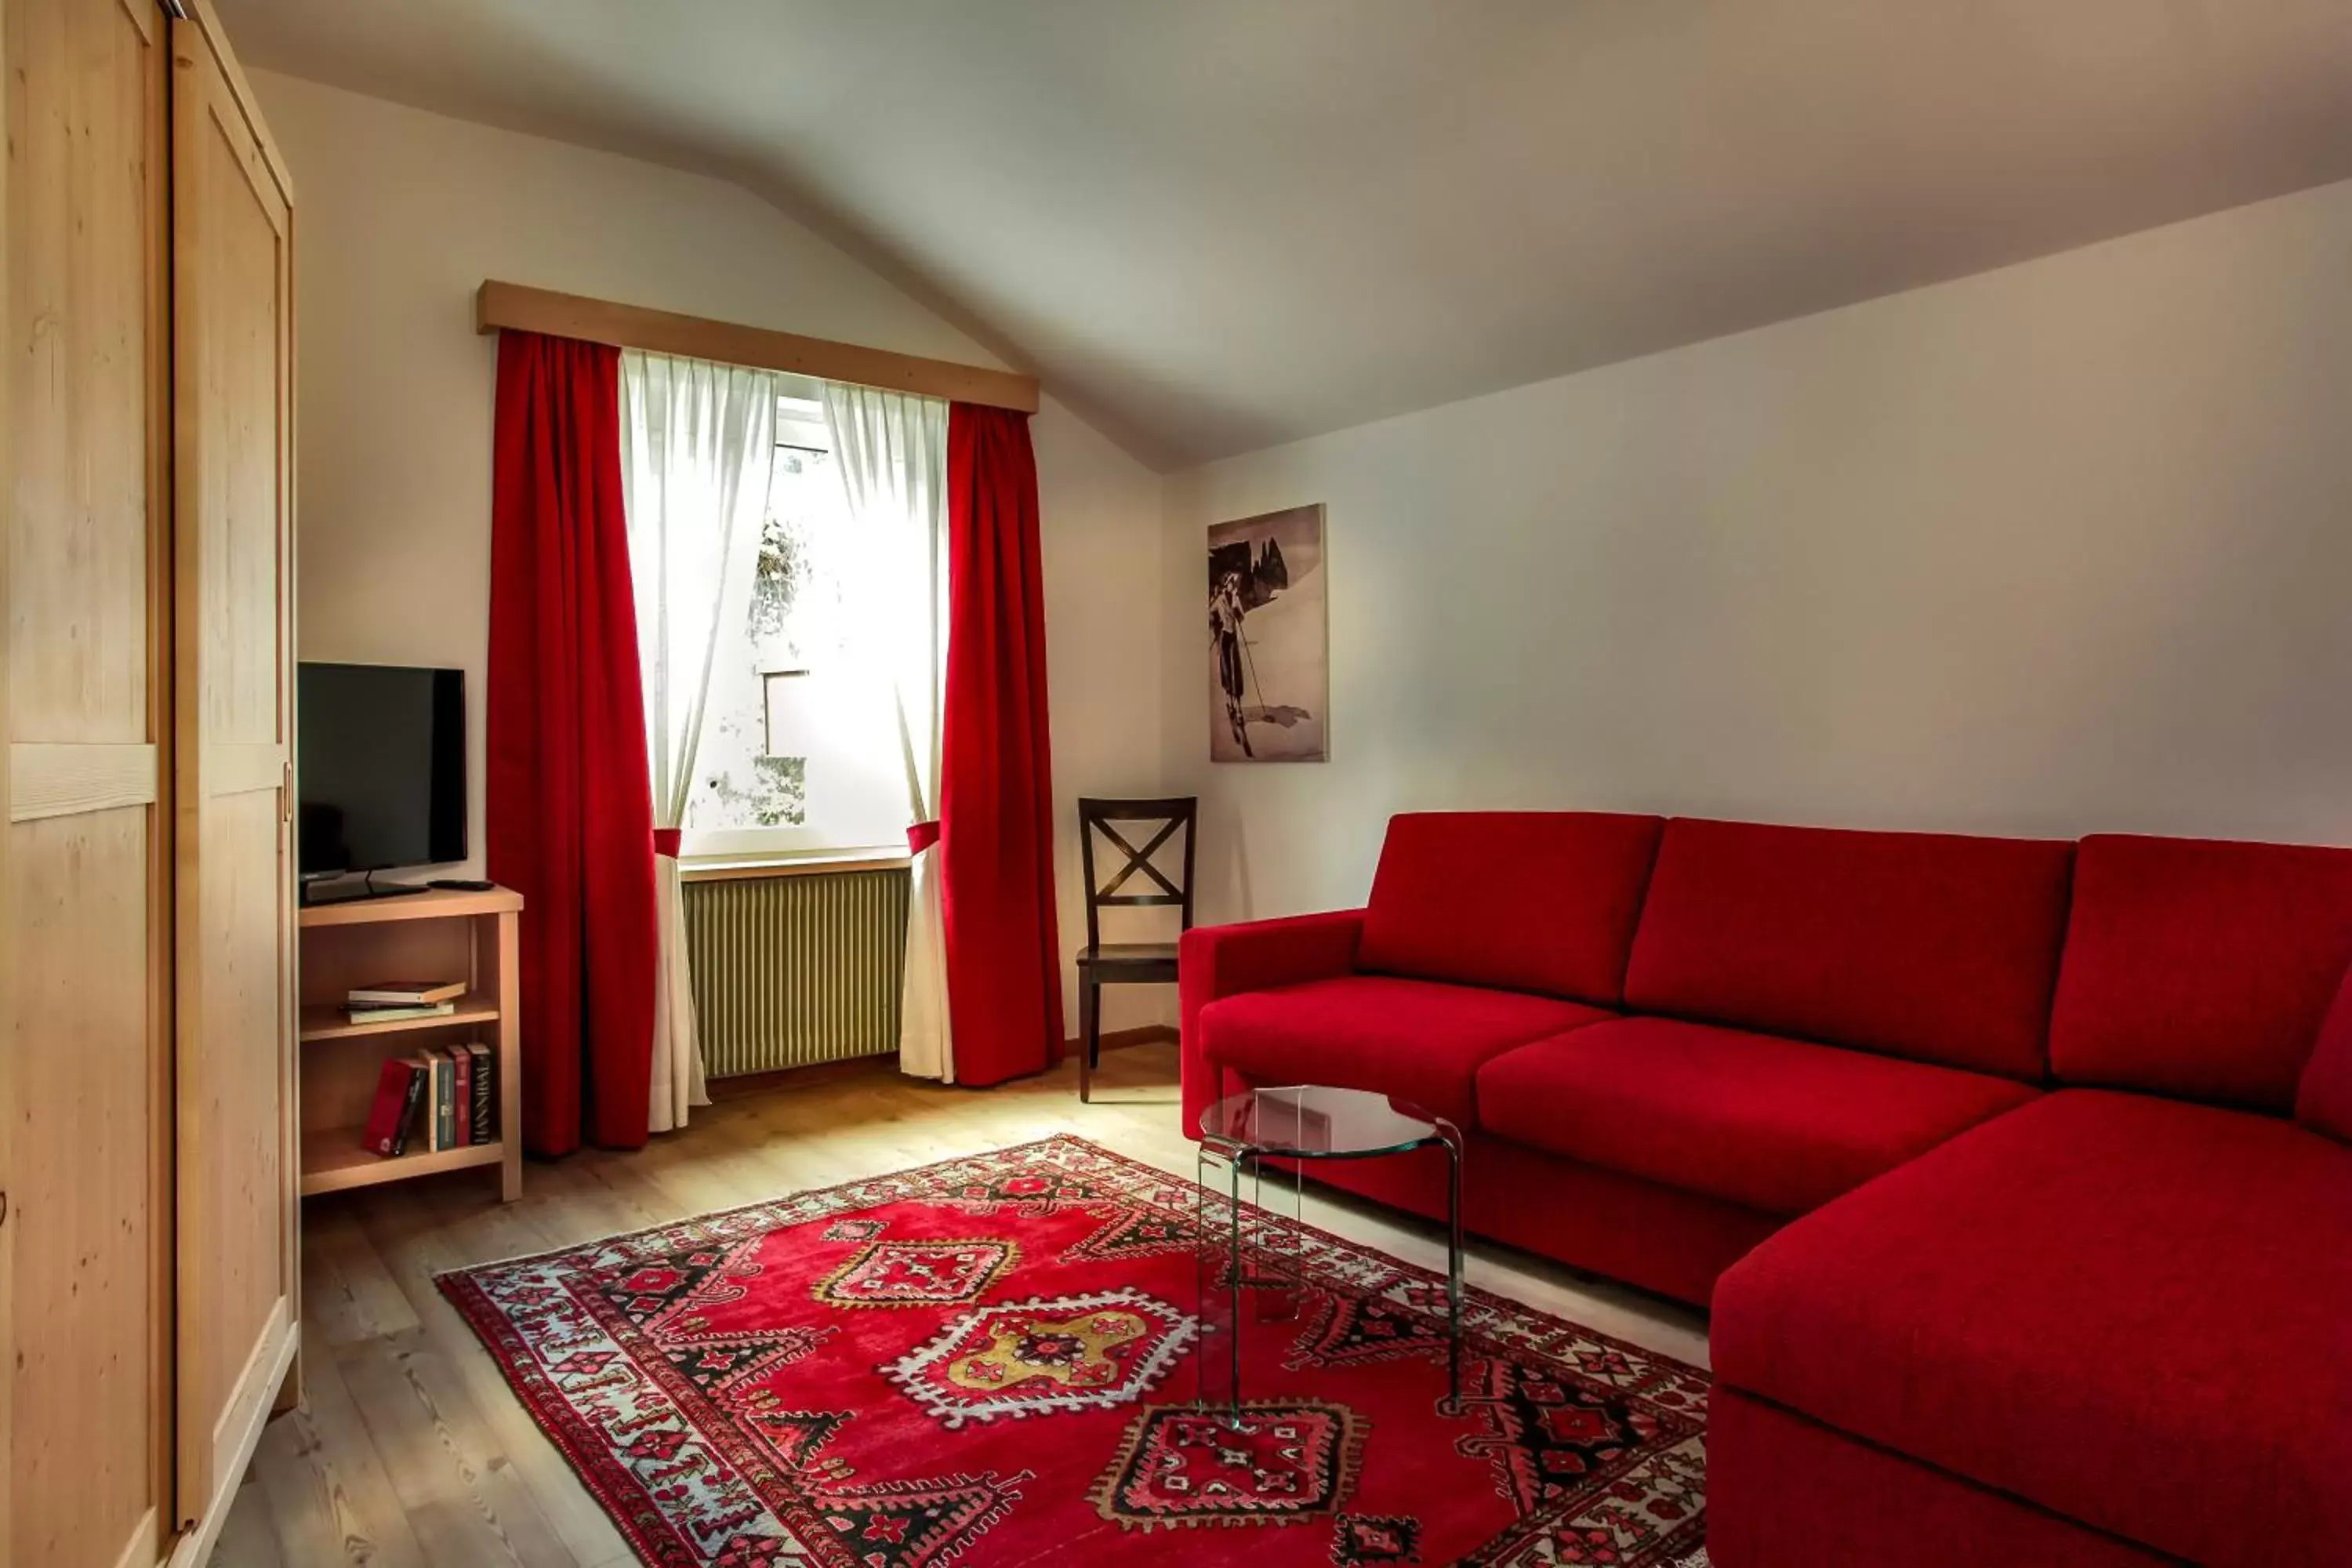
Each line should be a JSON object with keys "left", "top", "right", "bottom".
{"left": 208, "top": 1044, "right": 1709, "bottom": 1567}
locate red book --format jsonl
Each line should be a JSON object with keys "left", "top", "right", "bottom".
{"left": 363, "top": 1058, "right": 423, "bottom": 1157}
{"left": 452, "top": 1047, "right": 472, "bottom": 1147}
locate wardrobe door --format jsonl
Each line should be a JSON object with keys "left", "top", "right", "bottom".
{"left": 2, "top": 1, "right": 176, "bottom": 1565}
{"left": 169, "top": 5, "right": 297, "bottom": 1534}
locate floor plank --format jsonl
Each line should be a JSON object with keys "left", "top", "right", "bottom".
{"left": 208, "top": 1479, "right": 289, "bottom": 1568}
{"left": 242, "top": 1334, "right": 432, "bottom": 1568}
{"left": 208, "top": 1044, "right": 1706, "bottom": 1563}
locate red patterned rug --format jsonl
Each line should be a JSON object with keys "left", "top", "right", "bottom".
{"left": 441, "top": 1136, "right": 1710, "bottom": 1566}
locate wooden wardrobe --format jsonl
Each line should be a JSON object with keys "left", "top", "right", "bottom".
{"left": 0, "top": 2, "right": 299, "bottom": 1565}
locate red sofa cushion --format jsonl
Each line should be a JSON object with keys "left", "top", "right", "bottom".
{"left": 1356, "top": 811, "right": 1663, "bottom": 1004}
{"left": 1196, "top": 975, "right": 1611, "bottom": 1129}
{"left": 1475, "top": 1018, "right": 2038, "bottom": 1215}
{"left": 1712, "top": 1091, "right": 2352, "bottom": 1568}
{"left": 2297, "top": 964, "right": 2352, "bottom": 1141}
{"left": 1622, "top": 818, "right": 2073, "bottom": 1079}
{"left": 2049, "top": 833, "right": 2352, "bottom": 1111}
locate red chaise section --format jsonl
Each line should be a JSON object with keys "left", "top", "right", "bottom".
{"left": 1711, "top": 1091, "right": 2352, "bottom": 1568}
{"left": 1706, "top": 1391, "right": 2178, "bottom": 1568}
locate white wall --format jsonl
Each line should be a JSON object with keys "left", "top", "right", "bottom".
{"left": 260, "top": 71, "right": 1169, "bottom": 1040}
{"left": 1033, "top": 408, "right": 1178, "bottom": 1031}
{"left": 1162, "top": 176, "right": 2352, "bottom": 924}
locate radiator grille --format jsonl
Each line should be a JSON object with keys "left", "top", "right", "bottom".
{"left": 682, "top": 867, "right": 910, "bottom": 1077}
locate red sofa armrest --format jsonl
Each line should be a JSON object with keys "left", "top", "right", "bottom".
{"left": 1178, "top": 909, "right": 1366, "bottom": 1135}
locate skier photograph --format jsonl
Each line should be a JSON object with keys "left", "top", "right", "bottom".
{"left": 1206, "top": 504, "right": 1327, "bottom": 762}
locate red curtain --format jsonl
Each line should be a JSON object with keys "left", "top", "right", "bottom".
{"left": 487, "top": 330, "right": 659, "bottom": 1155}
{"left": 941, "top": 403, "right": 1065, "bottom": 1086}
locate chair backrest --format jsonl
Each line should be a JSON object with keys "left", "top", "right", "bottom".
{"left": 1077, "top": 797, "right": 1199, "bottom": 950}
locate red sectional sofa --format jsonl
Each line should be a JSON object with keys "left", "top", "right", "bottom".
{"left": 1178, "top": 812, "right": 2352, "bottom": 1568}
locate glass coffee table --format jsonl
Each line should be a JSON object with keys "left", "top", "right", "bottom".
{"left": 1195, "top": 1084, "right": 1465, "bottom": 1418}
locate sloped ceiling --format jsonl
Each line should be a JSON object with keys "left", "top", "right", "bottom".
{"left": 216, "top": 0, "right": 2352, "bottom": 470}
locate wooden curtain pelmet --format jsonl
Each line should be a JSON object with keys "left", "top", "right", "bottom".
{"left": 473, "top": 281, "right": 1041, "bottom": 412}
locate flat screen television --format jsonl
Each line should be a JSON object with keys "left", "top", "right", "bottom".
{"left": 297, "top": 662, "right": 466, "bottom": 879}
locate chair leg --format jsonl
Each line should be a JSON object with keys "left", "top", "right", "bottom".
{"left": 1078, "top": 975, "right": 1098, "bottom": 1102}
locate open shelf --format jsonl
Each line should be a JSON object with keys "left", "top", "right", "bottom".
{"left": 299, "top": 1124, "right": 506, "bottom": 1197}
{"left": 297, "top": 888, "right": 523, "bottom": 1201}
{"left": 299, "top": 994, "right": 499, "bottom": 1043}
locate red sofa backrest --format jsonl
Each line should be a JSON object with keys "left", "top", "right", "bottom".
{"left": 2049, "top": 834, "right": 2352, "bottom": 1111}
{"left": 1358, "top": 811, "right": 1664, "bottom": 1004}
{"left": 1623, "top": 818, "right": 2074, "bottom": 1080}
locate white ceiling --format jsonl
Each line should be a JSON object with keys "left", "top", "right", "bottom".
{"left": 217, "top": 1, "right": 2352, "bottom": 470}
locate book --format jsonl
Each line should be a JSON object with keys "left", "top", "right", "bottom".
{"left": 414, "top": 1047, "right": 439, "bottom": 1152}
{"left": 463, "top": 1040, "right": 495, "bottom": 1144}
{"left": 391, "top": 1058, "right": 430, "bottom": 1155}
{"left": 345, "top": 1000, "right": 457, "bottom": 1024}
{"left": 347, "top": 978, "right": 466, "bottom": 1006}
{"left": 452, "top": 1046, "right": 472, "bottom": 1147}
{"left": 363, "top": 1058, "right": 426, "bottom": 1157}
{"left": 432, "top": 1049, "right": 456, "bottom": 1152}
{"left": 410, "top": 1049, "right": 431, "bottom": 1151}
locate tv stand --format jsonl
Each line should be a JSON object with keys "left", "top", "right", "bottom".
{"left": 302, "top": 871, "right": 434, "bottom": 906}
{"left": 296, "top": 884, "right": 524, "bottom": 1202}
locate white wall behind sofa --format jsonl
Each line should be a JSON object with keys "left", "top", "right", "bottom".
{"left": 259, "top": 70, "right": 1171, "bottom": 1042}
{"left": 1161, "top": 176, "right": 2352, "bottom": 924}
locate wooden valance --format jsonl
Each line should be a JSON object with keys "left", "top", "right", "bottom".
{"left": 474, "top": 281, "right": 1040, "bottom": 413}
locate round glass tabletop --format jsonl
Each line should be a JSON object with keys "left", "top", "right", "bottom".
{"left": 1198, "top": 1084, "right": 1457, "bottom": 1160}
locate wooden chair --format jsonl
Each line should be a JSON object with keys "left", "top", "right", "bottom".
{"left": 1074, "top": 796, "right": 1197, "bottom": 1102}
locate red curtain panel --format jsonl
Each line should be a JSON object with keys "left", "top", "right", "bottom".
{"left": 940, "top": 403, "right": 1065, "bottom": 1085}
{"left": 487, "top": 330, "right": 659, "bottom": 1154}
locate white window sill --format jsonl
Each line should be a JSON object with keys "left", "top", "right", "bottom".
{"left": 678, "top": 847, "right": 912, "bottom": 884}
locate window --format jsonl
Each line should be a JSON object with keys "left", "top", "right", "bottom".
{"left": 679, "top": 393, "right": 909, "bottom": 862}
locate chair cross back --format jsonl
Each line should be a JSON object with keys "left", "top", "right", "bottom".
{"left": 1095, "top": 818, "right": 1185, "bottom": 903}
{"left": 1077, "top": 797, "right": 1198, "bottom": 949}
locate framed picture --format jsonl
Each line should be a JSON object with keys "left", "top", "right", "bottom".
{"left": 1207, "top": 503, "right": 1327, "bottom": 762}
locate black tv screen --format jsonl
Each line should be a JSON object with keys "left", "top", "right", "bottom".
{"left": 297, "top": 662, "right": 466, "bottom": 876}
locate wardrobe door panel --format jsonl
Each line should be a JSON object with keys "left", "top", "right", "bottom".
{"left": 3, "top": 1, "right": 174, "bottom": 1565}
{"left": 169, "top": 7, "right": 296, "bottom": 1534}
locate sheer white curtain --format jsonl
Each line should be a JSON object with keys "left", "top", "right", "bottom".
{"left": 621, "top": 350, "right": 779, "bottom": 1132}
{"left": 821, "top": 384, "right": 953, "bottom": 1080}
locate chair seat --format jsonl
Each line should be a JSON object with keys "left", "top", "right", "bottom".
{"left": 1077, "top": 942, "right": 1179, "bottom": 978}
{"left": 1711, "top": 1091, "right": 2352, "bottom": 1567}
{"left": 1475, "top": 1017, "right": 2038, "bottom": 1214}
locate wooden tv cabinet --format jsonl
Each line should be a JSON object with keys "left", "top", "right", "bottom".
{"left": 296, "top": 885, "right": 524, "bottom": 1200}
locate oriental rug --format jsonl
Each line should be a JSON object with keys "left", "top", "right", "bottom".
{"left": 440, "top": 1136, "right": 1710, "bottom": 1566}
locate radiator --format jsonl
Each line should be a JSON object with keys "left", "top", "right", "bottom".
{"left": 682, "top": 867, "right": 910, "bottom": 1077}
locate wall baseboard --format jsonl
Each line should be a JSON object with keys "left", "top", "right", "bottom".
{"left": 705, "top": 1025, "right": 1179, "bottom": 1103}
{"left": 1066, "top": 1024, "right": 1178, "bottom": 1056}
